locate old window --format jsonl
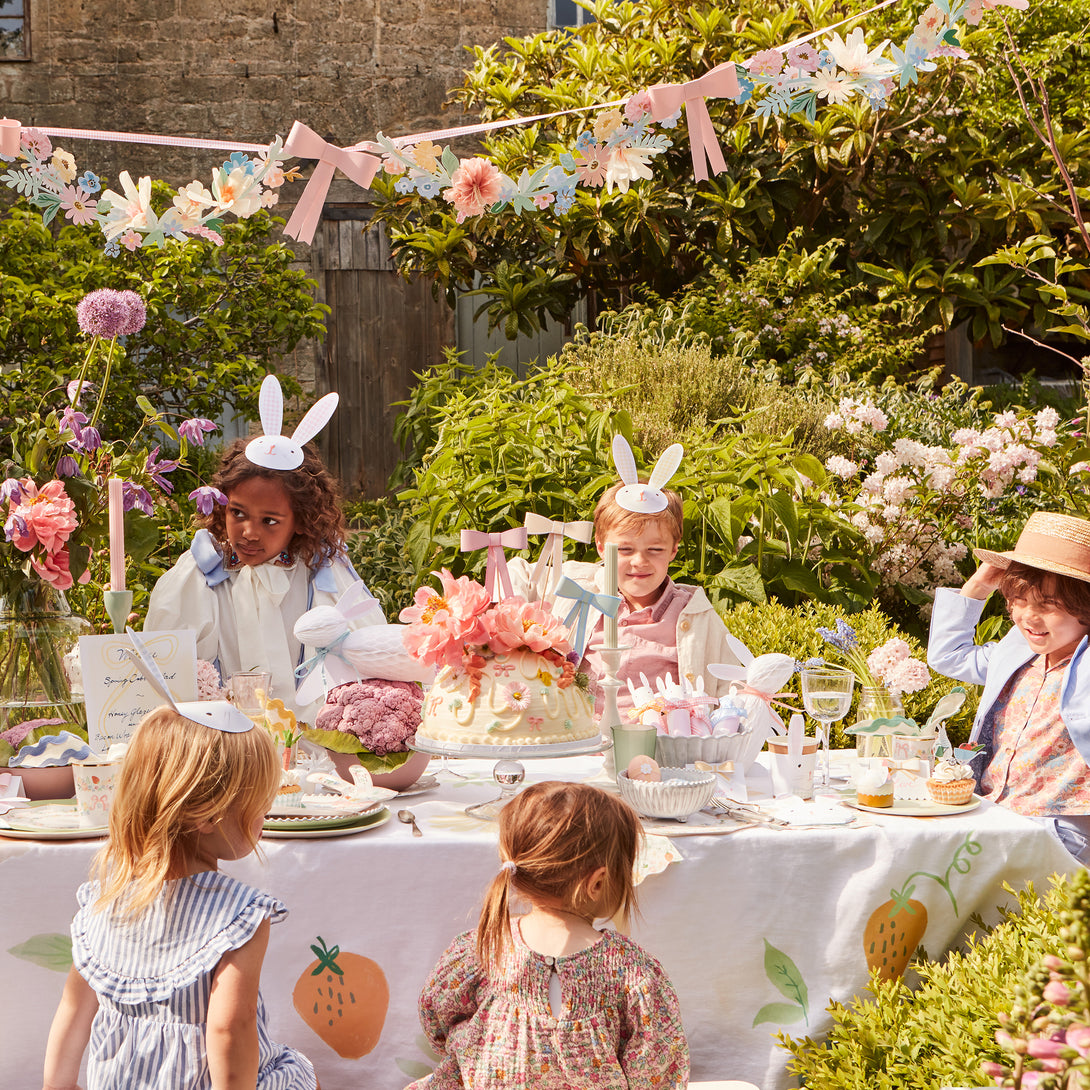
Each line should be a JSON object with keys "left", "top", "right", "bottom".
{"left": 0, "top": 0, "right": 29, "bottom": 60}
{"left": 549, "top": 0, "right": 595, "bottom": 30}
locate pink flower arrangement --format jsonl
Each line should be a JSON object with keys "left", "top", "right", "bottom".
{"left": 4, "top": 479, "right": 77, "bottom": 555}
{"left": 865, "top": 637, "right": 930, "bottom": 699}
{"left": 485, "top": 598, "right": 572, "bottom": 656}
{"left": 442, "top": 157, "right": 503, "bottom": 223}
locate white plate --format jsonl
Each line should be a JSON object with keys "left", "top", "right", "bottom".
{"left": 0, "top": 800, "right": 108, "bottom": 839}
{"left": 262, "top": 809, "right": 391, "bottom": 839}
{"left": 846, "top": 794, "right": 982, "bottom": 817}
{"left": 396, "top": 775, "right": 439, "bottom": 797}
{"left": 267, "top": 795, "right": 384, "bottom": 818}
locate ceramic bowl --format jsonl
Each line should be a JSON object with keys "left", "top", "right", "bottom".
{"left": 328, "top": 747, "right": 430, "bottom": 791}
{"left": 11, "top": 764, "right": 77, "bottom": 800}
{"left": 617, "top": 767, "right": 717, "bottom": 822}
{"left": 653, "top": 729, "right": 755, "bottom": 771}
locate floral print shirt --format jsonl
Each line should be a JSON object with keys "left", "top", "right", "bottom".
{"left": 408, "top": 920, "right": 689, "bottom": 1090}
{"left": 980, "top": 653, "right": 1090, "bottom": 816}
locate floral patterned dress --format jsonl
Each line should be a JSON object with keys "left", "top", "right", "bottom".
{"left": 409, "top": 920, "right": 689, "bottom": 1090}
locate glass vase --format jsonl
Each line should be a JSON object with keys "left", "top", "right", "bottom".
{"left": 854, "top": 685, "right": 904, "bottom": 760}
{"left": 0, "top": 583, "right": 90, "bottom": 732}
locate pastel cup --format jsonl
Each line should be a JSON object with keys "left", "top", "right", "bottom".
{"left": 73, "top": 762, "right": 122, "bottom": 829}
{"left": 766, "top": 739, "right": 818, "bottom": 800}
{"left": 611, "top": 725, "right": 658, "bottom": 779}
{"left": 230, "top": 671, "right": 272, "bottom": 718}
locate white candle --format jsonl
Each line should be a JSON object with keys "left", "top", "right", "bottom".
{"left": 108, "top": 477, "right": 125, "bottom": 591}
{"left": 603, "top": 542, "right": 618, "bottom": 649}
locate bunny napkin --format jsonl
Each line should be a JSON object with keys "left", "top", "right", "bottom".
{"left": 294, "top": 583, "right": 432, "bottom": 706}
{"left": 246, "top": 373, "right": 339, "bottom": 471}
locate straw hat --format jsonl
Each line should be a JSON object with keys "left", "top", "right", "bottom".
{"left": 974, "top": 512, "right": 1090, "bottom": 584}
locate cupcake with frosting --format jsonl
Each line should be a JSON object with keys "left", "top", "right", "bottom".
{"left": 927, "top": 758, "right": 975, "bottom": 805}
{"left": 855, "top": 763, "right": 893, "bottom": 808}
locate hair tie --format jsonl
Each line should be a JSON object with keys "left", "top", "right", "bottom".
{"left": 499, "top": 860, "right": 517, "bottom": 877}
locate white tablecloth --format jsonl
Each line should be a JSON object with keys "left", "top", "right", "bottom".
{"left": 0, "top": 753, "right": 1076, "bottom": 1090}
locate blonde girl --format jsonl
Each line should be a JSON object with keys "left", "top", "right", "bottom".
{"left": 409, "top": 782, "right": 689, "bottom": 1090}
{"left": 41, "top": 708, "right": 317, "bottom": 1090}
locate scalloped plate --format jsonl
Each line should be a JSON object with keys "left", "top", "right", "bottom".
{"left": 262, "top": 808, "right": 391, "bottom": 839}
{"left": 0, "top": 800, "right": 108, "bottom": 839}
{"left": 846, "top": 795, "right": 982, "bottom": 817}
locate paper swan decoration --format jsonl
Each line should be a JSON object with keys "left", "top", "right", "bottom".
{"left": 293, "top": 583, "right": 434, "bottom": 706}
{"left": 611, "top": 435, "right": 684, "bottom": 514}
{"left": 245, "top": 373, "right": 340, "bottom": 471}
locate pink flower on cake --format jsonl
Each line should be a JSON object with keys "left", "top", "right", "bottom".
{"left": 486, "top": 598, "right": 571, "bottom": 656}
{"left": 443, "top": 158, "right": 503, "bottom": 223}
{"left": 503, "top": 683, "right": 531, "bottom": 711}
{"left": 399, "top": 568, "right": 491, "bottom": 670}
{"left": 4, "top": 479, "right": 77, "bottom": 554}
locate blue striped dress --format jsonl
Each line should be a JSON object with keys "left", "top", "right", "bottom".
{"left": 71, "top": 871, "right": 316, "bottom": 1090}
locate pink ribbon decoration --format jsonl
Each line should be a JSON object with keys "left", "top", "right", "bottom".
{"left": 459, "top": 527, "right": 528, "bottom": 602}
{"left": 282, "top": 121, "right": 382, "bottom": 245}
{"left": 524, "top": 513, "right": 594, "bottom": 597}
{"left": 737, "top": 684, "right": 803, "bottom": 715}
{"left": 647, "top": 61, "right": 742, "bottom": 181}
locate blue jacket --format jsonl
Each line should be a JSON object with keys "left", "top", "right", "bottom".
{"left": 927, "top": 587, "right": 1090, "bottom": 766}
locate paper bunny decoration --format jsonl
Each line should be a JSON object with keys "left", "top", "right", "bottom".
{"left": 124, "top": 628, "right": 254, "bottom": 733}
{"left": 245, "top": 373, "right": 340, "bottom": 470}
{"left": 293, "top": 582, "right": 432, "bottom": 706}
{"left": 625, "top": 674, "right": 665, "bottom": 729}
{"left": 611, "top": 435, "right": 684, "bottom": 514}
{"left": 707, "top": 648, "right": 797, "bottom": 766}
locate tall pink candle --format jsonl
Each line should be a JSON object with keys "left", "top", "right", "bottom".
{"left": 108, "top": 477, "right": 125, "bottom": 591}
{"left": 603, "top": 542, "right": 618, "bottom": 649}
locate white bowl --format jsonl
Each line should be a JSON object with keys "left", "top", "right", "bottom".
{"left": 653, "top": 729, "right": 754, "bottom": 770}
{"left": 617, "top": 767, "right": 717, "bottom": 822}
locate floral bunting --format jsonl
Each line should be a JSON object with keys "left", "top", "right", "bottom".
{"left": 0, "top": 0, "right": 1029, "bottom": 253}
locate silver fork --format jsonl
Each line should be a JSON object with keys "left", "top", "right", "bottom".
{"left": 708, "top": 798, "right": 790, "bottom": 826}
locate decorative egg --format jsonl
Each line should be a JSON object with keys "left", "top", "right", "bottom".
{"left": 626, "top": 755, "right": 661, "bottom": 782}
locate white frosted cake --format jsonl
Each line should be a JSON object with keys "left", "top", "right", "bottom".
{"left": 417, "top": 648, "right": 597, "bottom": 746}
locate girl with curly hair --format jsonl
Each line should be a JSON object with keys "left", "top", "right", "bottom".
{"left": 146, "top": 429, "right": 382, "bottom": 722}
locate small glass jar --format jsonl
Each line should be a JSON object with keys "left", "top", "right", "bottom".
{"left": 854, "top": 686, "right": 904, "bottom": 759}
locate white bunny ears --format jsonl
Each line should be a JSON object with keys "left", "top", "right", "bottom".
{"left": 611, "top": 435, "right": 684, "bottom": 513}
{"left": 245, "top": 374, "right": 340, "bottom": 471}
{"left": 124, "top": 629, "right": 255, "bottom": 733}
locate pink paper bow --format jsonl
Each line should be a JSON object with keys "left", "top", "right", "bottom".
{"left": 282, "top": 121, "right": 382, "bottom": 244}
{"left": 524, "top": 512, "right": 594, "bottom": 596}
{"left": 646, "top": 62, "right": 742, "bottom": 181}
{"left": 459, "top": 527, "right": 528, "bottom": 601}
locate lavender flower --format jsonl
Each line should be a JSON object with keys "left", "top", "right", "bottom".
{"left": 1, "top": 478, "right": 24, "bottom": 505}
{"left": 55, "top": 455, "right": 80, "bottom": 478}
{"left": 59, "top": 405, "right": 88, "bottom": 439}
{"left": 76, "top": 288, "right": 147, "bottom": 338}
{"left": 178, "top": 417, "right": 218, "bottom": 446}
{"left": 123, "top": 482, "right": 154, "bottom": 516}
{"left": 66, "top": 379, "right": 96, "bottom": 406}
{"left": 816, "top": 618, "right": 858, "bottom": 654}
{"left": 67, "top": 425, "right": 101, "bottom": 453}
{"left": 189, "top": 485, "right": 227, "bottom": 516}
{"left": 145, "top": 446, "right": 180, "bottom": 493}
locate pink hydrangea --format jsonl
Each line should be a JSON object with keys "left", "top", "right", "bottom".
{"left": 399, "top": 568, "right": 491, "bottom": 670}
{"left": 315, "top": 679, "right": 422, "bottom": 755}
{"left": 882, "top": 657, "right": 930, "bottom": 698}
{"left": 5, "top": 478, "right": 77, "bottom": 554}
{"left": 196, "top": 659, "right": 227, "bottom": 700}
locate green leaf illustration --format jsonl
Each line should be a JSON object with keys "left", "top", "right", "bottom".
{"left": 752, "top": 1001, "right": 806, "bottom": 1027}
{"left": 396, "top": 1059, "right": 434, "bottom": 1079}
{"left": 763, "top": 938, "right": 809, "bottom": 1016}
{"left": 416, "top": 1034, "right": 441, "bottom": 1062}
{"left": 8, "top": 933, "right": 72, "bottom": 973}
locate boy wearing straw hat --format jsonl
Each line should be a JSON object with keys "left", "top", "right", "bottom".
{"left": 928, "top": 511, "right": 1090, "bottom": 863}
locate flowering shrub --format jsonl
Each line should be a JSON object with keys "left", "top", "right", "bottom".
{"left": 399, "top": 569, "right": 576, "bottom": 700}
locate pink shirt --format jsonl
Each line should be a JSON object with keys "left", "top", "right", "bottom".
{"left": 980, "top": 653, "right": 1090, "bottom": 816}
{"left": 581, "top": 579, "right": 696, "bottom": 718}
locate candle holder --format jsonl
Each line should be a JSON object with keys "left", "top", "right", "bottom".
{"left": 103, "top": 590, "right": 133, "bottom": 635}
{"left": 586, "top": 641, "right": 632, "bottom": 789}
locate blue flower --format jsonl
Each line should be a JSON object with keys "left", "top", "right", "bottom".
{"left": 103, "top": 239, "right": 121, "bottom": 257}
{"left": 223, "top": 151, "right": 255, "bottom": 175}
{"left": 659, "top": 109, "right": 682, "bottom": 130}
{"left": 417, "top": 177, "right": 442, "bottom": 198}
{"left": 817, "top": 619, "right": 858, "bottom": 654}
{"left": 732, "top": 74, "right": 755, "bottom": 105}
{"left": 394, "top": 175, "right": 417, "bottom": 195}
{"left": 188, "top": 485, "right": 228, "bottom": 516}
{"left": 78, "top": 171, "right": 101, "bottom": 194}
{"left": 575, "top": 131, "right": 596, "bottom": 152}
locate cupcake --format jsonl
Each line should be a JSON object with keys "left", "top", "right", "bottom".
{"left": 855, "top": 763, "right": 894, "bottom": 808}
{"left": 927, "top": 758, "right": 975, "bottom": 805}
{"left": 275, "top": 768, "right": 306, "bottom": 807}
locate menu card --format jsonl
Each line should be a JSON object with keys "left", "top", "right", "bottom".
{"left": 79, "top": 631, "right": 197, "bottom": 750}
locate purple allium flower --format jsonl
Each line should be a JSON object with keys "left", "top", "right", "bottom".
{"left": 1, "top": 478, "right": 24, "bottom": 505}
{"left": 56, "top": 455, "right": 80, "bottom": 478}
{"left": 178, "top": 417, "right": 218, "bottom": 446}
{"left": 189, "top": 485, "right": 227, "bottom": 516}
{"left": 67, "top": 425, "right": 101, "bottom": 453}
{"left": 123, "top": 482, "right": 154, "bottom": 516}
{"left": 76, "top": 288, "right": 147, "bottom": 338}
{"left": 144, "top": 445, "right": 179, "bottom": 493}
{"left": 59, "top": 405, "right": 88, "bottom": 438}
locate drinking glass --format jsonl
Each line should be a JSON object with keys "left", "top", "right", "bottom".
{"left": 800, "top": 665, "right": 855, "bottom": 791}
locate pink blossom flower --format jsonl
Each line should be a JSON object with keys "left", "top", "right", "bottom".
{"left": 76, "top": 288, "right": 147, "bottom": 338}
{"left": 1066, "top": 1023, "right": 1090, "bottom": 1056}
{"left": 787, "top": 44, "right": 821, "bottom": 72}
{"left": 624, "top": 91, "right": 653, "bottom": 121}
{"left": 5, "top": 479, "right": 77, "bottom": 553}
{"left": 486, "top": 599, "right": 571, "bottom": 656}
{"left": 532, "top": 192, "right": 554, "bottom": 210}
{"left": 747, "top": 49, "right": 784, "bottom": 77}
{"left": 1042, "top": 980, "right": 1073, "bottom": 1006}
{"left": 20, "top": 128, "right": 52, "bottom": 160}
{"left": 31, "top": 545, "right": 74, "bottom": 590}
{"left": 825, "top": 456, "right": 858, "bottom": 479}
{"left": 178, "top": 417, "right": 218, "bottom": 445}
{"left": 196, "top": 659, "right": 227, "bottom": 700}
{"left": 883, "top": 657, "right": 930, "bottom": 697}
{"left": 442, "top": 157, "right": 504, "bottom": 223}
{"left": 573, "top": 143, "right": 608, "bottom": 187}
{"left": 60, "top": 185, "right": 97, "bottom": 226}
{"left": 503, "top": 683, "right": 531, "bottom": 711}
{"left": 399, "top": 569, "right": 491, "bottom": 670}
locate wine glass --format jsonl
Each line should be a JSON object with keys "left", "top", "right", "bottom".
{"left": 800, "top": 665, "right": 856, "bottom": 792}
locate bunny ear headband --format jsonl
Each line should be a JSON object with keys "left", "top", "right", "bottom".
{"left": 245, "top": 374, "right": 340, "bottom": 471}
{"left": 123, "top": 628, "right": 255, "bottom": 733}
{"left": 611, "top": 436, "right": 684, "bottom": 514}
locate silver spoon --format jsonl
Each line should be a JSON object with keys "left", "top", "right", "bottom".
{"left": 398, "top": 809, "right": 422, "bottom": 837}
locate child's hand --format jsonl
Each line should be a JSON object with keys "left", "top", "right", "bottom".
{"left": 961, "top": 562, "right": 1005, "bottom": 600}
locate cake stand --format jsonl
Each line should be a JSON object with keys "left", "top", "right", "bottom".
{"left": 410, "top": 734, "right": 613, "bottom": 820}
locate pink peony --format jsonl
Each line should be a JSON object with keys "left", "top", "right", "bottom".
{"left": 30, "top": 546, "right": 74, "bottom": 590}
{"left": 399, "top": 568, "right": 491, "bottom": 670}
{"left": 5, "top": 479, "right": 78, "bottom": 554}
{"left": 442, "top": 158, "right": 504, "bottom": 223}
{"left": 486, "top": 598, "right": 572, "bottom": 656}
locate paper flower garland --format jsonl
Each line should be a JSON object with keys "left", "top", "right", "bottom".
{"left": 0, "top": 0, "right": 1029, "bottom": 251}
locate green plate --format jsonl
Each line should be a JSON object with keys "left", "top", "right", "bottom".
{"left": 263, "top": 806, "right": 387, "bottom": 832}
